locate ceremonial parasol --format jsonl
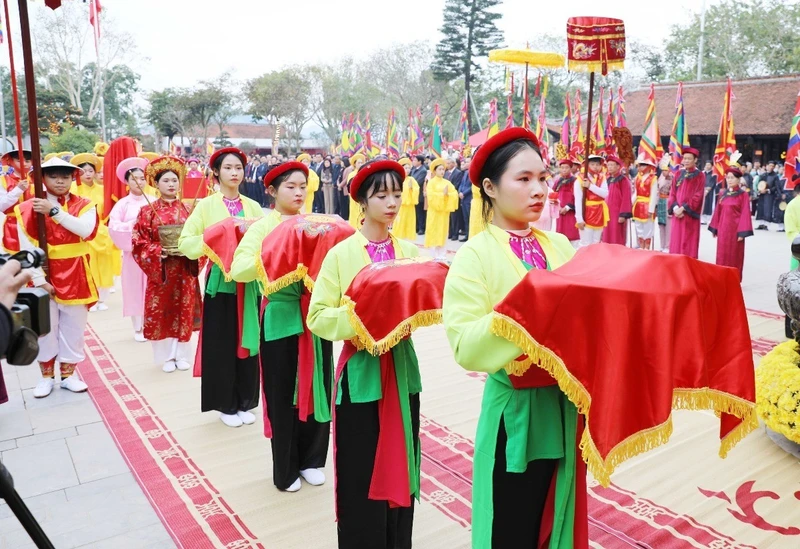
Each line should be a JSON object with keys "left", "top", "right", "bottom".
{"left": 566, "top": 16, "right": 626, "bottom": 218}
{"left": 488, "top": 48, "right": 565, "bottom": 131}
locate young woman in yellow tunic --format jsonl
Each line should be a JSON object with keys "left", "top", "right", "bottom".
{"left": 346, "top": 153, "right": 366, "bottom": 228}
{"left": 70, "top": 153, "right": 119, "bottom": 312}
{"left": 391, "top": 157, "right": 420, "bottom": 240}
{"left": 308, "top": 159, "right": 421, "bottom": 548}
{"left": 424, "top": 157, "right": 458, "bottom": 258}
{"left": 297, "top": 153, "right": 320, "bottom": 214}
{"left": 442, "top": 128, "right": 583, "bottom": 548}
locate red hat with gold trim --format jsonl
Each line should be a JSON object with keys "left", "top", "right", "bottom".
{"left": 350, "top": 159, "right": 405, "bottom": 198}
{"left": 263, "top": 161, "right": 309, "bottom": 188}
{"left": 209, "top": 147, "right": 247, "bottom": 169}
{"left": 469, "top": 127, "right": 540, "bottom": 186}
{"left": 558, "top": 158, "right": 572, "bottom": 167}
{"left": 145, "top": 156, "right": 186, "bottom": 187}
{"left": 606, "top": 154, "right": 624, "bottom": 166}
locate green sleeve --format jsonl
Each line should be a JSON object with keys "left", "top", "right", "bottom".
{"left": 231, "top": 218, "right": 270, "bottom": 283}
{"left": 307, "top": 249, "right": 358, "bottom": 342}
{"left": 443, "top": 245, "right": 523, "bottom": 374}
{"left": 177, "top": 201, "right": 207, "bottom": 260}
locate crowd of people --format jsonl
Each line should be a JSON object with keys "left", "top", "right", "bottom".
{"left": 0, "top": 125, "right": 789, "bottom": 548}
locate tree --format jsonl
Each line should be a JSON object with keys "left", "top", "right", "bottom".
{"left": 213, "top": 130, "right": 233, "bottom": 148}
{"left": 80, "top": 63, "right": 140, "bottom": 138}
{"left": 308, "top": 60, "right": 376, "bottom": 144}
{"left": 663, "top": 0, "right": 800, "bottom": 80}
{"left": 147, "top": 88, "right": 190, "bottom": 145}
{"left": 31, "top": 2, "right": 139, "bottom": 131}
{"left": 183, "top": 80, "right": 229, "bottom": 144}
{"left": 246, "top": 69, "right": 313, "bottom": 154}
{"left": 45, "top": 126, "right": 100, "bottom": 154}
{"left": 238, "top": 140, "right": 257, "bottom": 154}
{"left": 431, "top": 0, "right": 504, "bottom": 132}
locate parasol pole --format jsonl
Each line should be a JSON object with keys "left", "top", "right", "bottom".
{"left": 3, "top": 0, "right": 26, "bottom": 166}
{"left": 581, "top": 72, "right": 595, "bottom": 222}
{"left": 13, "top": 0, "right": 49, "bottom": 267}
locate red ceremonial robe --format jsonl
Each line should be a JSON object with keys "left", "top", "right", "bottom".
{"left": 600, "top": 174, "right": 632, "bottom": 245}
{"left": 708, "top": 188, "right": 753, "bottom": 281}
{"left": 668, "top": 168, "right": 705, "bottom": 258}
{"left": 554, "top": 176, "right": 580, "bottom": 241}
{"left": 131, "top": 198, "right": 202, "bottom": 341}
{"left": 1, "top": 173, "right": 33, "bottom": 252}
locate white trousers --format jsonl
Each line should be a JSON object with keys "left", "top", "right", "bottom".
{"left": 131, "top": 316, "right": 143, "bottom": 332}
{"left": 98, "top": 288, "right": 110, "bottom": 302}
{"left": 634, "top": 220, "right": 656, "bottom": 240}
{"left": 38, "top": 301, "right": 88, "bottom": 364}
{"left": 151, "top": 338, "right": 194, "bottom": 365}
{"left": 579, "top": 228, "right": 603, "bottom": 247}
{"left": 432, "top": 246, "right": 447, "bottom": 259}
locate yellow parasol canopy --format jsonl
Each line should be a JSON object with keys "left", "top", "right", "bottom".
{"left": 488, "top": 49, "right": 565, "bottom": 69}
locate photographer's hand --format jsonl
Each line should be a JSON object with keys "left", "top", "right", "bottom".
{"left": 0, "top": 259, "right": 33, "bottom": 310}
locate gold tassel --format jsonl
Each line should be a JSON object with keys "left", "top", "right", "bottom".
{"left": 341, "top": 296, "right": 442, "bottom": 356}
{"left": 490, "top": 312, "right": 758, "bottom": 487}
{"left": 261, "top": 265, "right": 310, "bottom": 295}
{"left": 201, "top": 243, "right": 233, "bottom": 282}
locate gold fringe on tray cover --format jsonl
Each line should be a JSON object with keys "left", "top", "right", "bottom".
{"left": 255, "top": 259, "right": 316, "bottom": 295}
{"left": 567, "top": 59, "right": 625, "bottom": 74}
{"left": 201, "top": 242, "right": 233, "bottom": 282}
{"left": 341, "top": 295, "right": 442, "bottom": 356}
{"left": 490, "top": 312, "right": 758, "bottom": 487}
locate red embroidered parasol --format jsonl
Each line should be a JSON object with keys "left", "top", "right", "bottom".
{"left": 259, "top": 214, "right": 355, "bottom": 293}
{"left": 566, "top": 16, "right": 626, "bottom": 221}
{"left": 490, "top": 244, "right": 757, "bottom": 486}
{"left": 342, "top": 257, "right": 449, "bottom": 356}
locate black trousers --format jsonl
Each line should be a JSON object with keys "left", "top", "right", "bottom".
{"left": 313, "top": 187, "right": 325, "bottom": 213}
{"left": 415, "top": 200, "right": 426, "bottom": 233}
{"left": 448, "top": 203, "right": 463, "bottom": 239}
{"left": 339, "top": 190, "right": 350, "bottom": 221}
{"left": 491, "top": 418, "right": 556, "bottom": 549}
{"left": 335, "top": 368, "right": 420, "bottom": 549}
{"left": 200, "top": 293, "right": 260, "bottom": 415}
{"left": 461, "top": 198, "right": 472, "bottom": 236}
{"left": 261, "top": 335, "right": 332, "bottom": 490}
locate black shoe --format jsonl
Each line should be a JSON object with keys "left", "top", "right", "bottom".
{"left": 459, "top": 237, "right": 468, "bottom": 242}
{"left": 756, "top": 225, "right": 768, "bottom": 230}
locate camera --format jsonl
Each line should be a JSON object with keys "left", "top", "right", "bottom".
{"left": 0, "top": 249, "right": 50, "bottom": 366}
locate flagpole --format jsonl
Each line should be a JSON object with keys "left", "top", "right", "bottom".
{"left": 91, "top": 0, "right": 106, "bottom": 142}
{"left": 697, "top": 0, "right": 707, "bottom": 81}
{"left": 0, "top": 71, "right": 6, "bottom": 153}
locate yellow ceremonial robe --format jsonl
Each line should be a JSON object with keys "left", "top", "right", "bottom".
{"left": 70, "top": 181, "right": 119, "bottom": 289}
{"left": 424, "top": 176, "right": 458, "bottom": 248}
{"left": 391, "top": 176, "right": 420, "bottom": 241}
{"left": 304, "top": 170, "right": 320, "bottom": 214}
{"left": 469, "top": 185, "right": 485, "bottom": 239}
{"left": 347, "top": 169, "right": 361, "bottom": 229}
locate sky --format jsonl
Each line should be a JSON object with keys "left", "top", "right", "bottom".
{"left": 11, "top": 0, "right": 709, "bottom": 93}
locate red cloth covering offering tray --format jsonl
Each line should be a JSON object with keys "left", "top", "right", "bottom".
{"left": 182, "top": 177, "right": 209, "bottom": 200}
{"left": 202, "top": 216, "right": 261, "bottom": 279}
{"left": 258, "top": 214, "right": 355, "bottom": 293}
{"left": 343, "top": 257, "right": 449, "bottom": 356}
{"left": 490, "top": 243, "right": 757, "bottom": 486}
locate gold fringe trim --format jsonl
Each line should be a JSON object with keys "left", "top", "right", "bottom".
{"left": 201, "top": 242, "right": 233, "bottom": 282}
{"left": 255, "top": 259, "right": 316, "bottom": 296}
{"left": 567, "top": 59, "right": 625, "bottom": 74}
{"left": 490, "top": 313, "right": 758, "bottom": 487}
{"left": 341, "top": 295, "right": 442, "bottom": 356}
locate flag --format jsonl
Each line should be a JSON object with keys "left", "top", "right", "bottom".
{"left": 206, "top": 138, "right": 214, "bottom": 156}
{"left": 414, "top": 108, "right": 425, "bottom": 151}
{"left": 505, "top": 94, "right": 515, "bottom": 130}
{"left": 616, "top": 86, "right": 627, "bottom": 128}
{"left": 605, "top": 88, "right": 616, "bottom": 156}
{"left": 639, "top": 83, "right": 662, "bottom": 165}
{"left": 169, "top": 141, "right": 178, "bottom": 156}
{"left": 669, "top": 82, "right": 690, "bottom": 166}
{"left": 89, "top": 0, "right": 102, "bottom": 54}
{"left": 535, "top": 78, "right": 550, "bottom": 164}
{"left": 573, "top": 90, "right": 584, "bottom": 145}
{"left": 408, "top": 109, "right": 419, "bottom": 153}
{"left": 592, "top": 87, "right": 606, "bottom": 154}
{"left": 713, "top": 78, "right": 737, "bottom": 184}
{"left": 487, "top": 99, "right": 500, "bottom": 138}
{"left": 783, "top": 87, "right": 800, "bottom": 189}
{"left": 458, "top": 97, "right": 469, "bottom": 146}
{"left": 352, "top": 113, "right": 364, "bottom": 154}
{"left": 561, "top": 94, "right": 571, "bottom": 148}
{"left": 430, "top": 104, "right": 443, "bottom": 158}
{"left": 386, "top": 109, "right": 400, "bottom": 158}
{"left": 523, "top": 81, "right": 532, "bottom": 130}
{"left": 364, "top": 112, "right": 375, "bottom": 158}
{"left": 340, "top": 114, "right": 351, "bottom": 155}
